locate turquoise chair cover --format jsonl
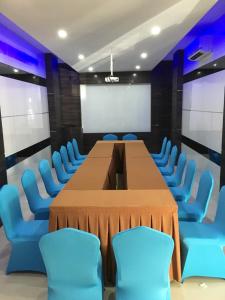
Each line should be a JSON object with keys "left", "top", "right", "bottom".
{"left": 164, "top": 152, "right": 186, "bottom": 187}
{"left": 159, "top": 145, "right": 178, "bottom": 176}
{"left": 152, "top": 137, "right": 167, "bottom": 159}
{"left": 178, "top": 170, "right": 214, "bottom": 222}
{"left": 103, "top": 134, "right": 118, "bottom": 141}
{"left": 39, "top": 228, "right": 103, "bottom": 300}
{"left": 39, "top": 160, "right": 64, "bottom": 197}
{"left": 72, "top": 138, "right": 87, "bottom": 160}
{"left": 67, "top": 142, "right": 84, "bottom": 166}
{"left": 60, "top": 145, "right": 79, "bottom": 174}
{"left": 112, "top": 226, "right": 174, "bottom": 300}
{"left": 122, "top": 133, "right": 137, "bottom": 140}
{"left": 52, "top": 151, "right": 72, "bottom": 184}
{"left": 155, "top": 141, "right": 172, "bottom": 167}
{"left": 179, "top": 186, "right": 225, "bottom": 281}
{"left": 170, "top": 160, "right": 196, "bottom": 202}
{"left": 0, "top": 185, "right": 47, "bottom": 274}
{"left": 21, "top": 169, "right": 53, "bottom": 220}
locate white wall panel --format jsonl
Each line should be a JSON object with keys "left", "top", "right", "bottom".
{"left": 182, "top": 70, "right": 225, "bottom": 153}
{"left": 81, "top": 84, "right": 151, "bottom": 133}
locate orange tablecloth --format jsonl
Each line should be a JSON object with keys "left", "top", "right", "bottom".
{"left": 49, "top": 141, "right": 181, "bottom": 283}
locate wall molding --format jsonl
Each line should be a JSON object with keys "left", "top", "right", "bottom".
{"left": 0, "top": 61, "right": 46, "bottom": 86}
{"left": 181, "top": 135, "right": 221, "bottom": 166}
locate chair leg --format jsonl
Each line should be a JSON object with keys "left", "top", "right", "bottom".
{"left": 6, "top": 241, "right": 46, "bottom": 274}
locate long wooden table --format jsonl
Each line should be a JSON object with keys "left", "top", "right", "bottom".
{"left": 49, "top": 141, "right": 181, "bottom": 283}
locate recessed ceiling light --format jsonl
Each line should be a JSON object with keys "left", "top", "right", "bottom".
{"left": 133, "top": 73, "right": 137, "bottom": 77}
{"left": 78, "top": 54, "right": 85, "bottom": 60}
{"left": 135, "top": 65, "right": 141, "bottom": 70}
{"left": 150, "top": 26, "right": 161, "bottom": 36}
{"left": 13, "top": 68, "right": 19, "bottom": 73}
{"left": 140, "top": 52, "right": 148, "bottom": 59}
{"left": 57, "top": 29, "right": 68, "bottom": 39}
{"left": 88, "top": 66, "right": 94, "bottom": 72}
{"left": 94, "top": 74, "right": 98, "bottom": 78}
{"left": 213, "top": 63, "right": 217, "bottom": 67}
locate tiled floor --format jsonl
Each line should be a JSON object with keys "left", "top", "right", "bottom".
{"left": 0, "top": 170, "right": 224, "bottom": 299}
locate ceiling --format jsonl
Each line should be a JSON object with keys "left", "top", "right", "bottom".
{"left": 0, "top": 0, "right": 217, "bottom": 72}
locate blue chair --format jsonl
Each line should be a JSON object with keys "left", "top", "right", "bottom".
{"left": 39, "top": 228, "right": 103, "bottom": 300}
{"left": 0, "top": 185, "right": 47, "bottom": 274}
{"left": 122, "top": 133, "right": 137, "bottom": 140}
{"left": 179, "top": 186, "right": 225, "bottom": 281}
{"left": 154, "top": 141, "right": 172, "bottom": 167}
{"left": 170, "top": 160, "right": 196, "bottom": 202}
{"left": 164, "top": 152, "right": 186, "bottom": 187}
{"left": 103, "top": 134, "right": 118, "bottom": 141}
{"left": 178, "top": 170, "right": 214, "bottom": 222}
{"left": 39, "top": 160, "right": 64, "bottom": 197}
{"left": 21, "top": 169, "right": 53, "bottom": 220}
{"left": 152, "top": 137, "right": 167, "bottom": 159}
{"left": 72, "top": 138, "right": 87, "bottom": 160}
{"left": 52, "top": 151, "right": 73, "bottom": 184}
{"left": 159, "top": 145, "right": 178, "bottom": 176}
{"left": 67, "top": 142, "right": 84, "bottom": 167}
{"left": 112, "top": 226, "right": 174, "bottom": 300}
{"left": 60, "top": 145, "right": 79, "bottom": 174}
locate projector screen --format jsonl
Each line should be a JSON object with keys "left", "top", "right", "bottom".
{"left": 80, "top": 84, "right": 151, "bottom": 133}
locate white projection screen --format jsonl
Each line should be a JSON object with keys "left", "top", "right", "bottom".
{"left": 80, "top": 84, "right": 151, "bottom": 133}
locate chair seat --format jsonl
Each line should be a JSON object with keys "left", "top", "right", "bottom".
{"left": 15, "top": 220, "right": 49, "bottom": 240}
{"left": 179, "top": 222, "right": 225, "bottom": 243}
{"left": 51, "top": 183, "right": 64, "bottom": 197}
{"left": 178, "top": 202, "right": 203, "bottom": 221}
{"left": 164, "top": 175, "right": 177, "bottom": 187}
{"left": 170, "top": 187, "right": 189, "bottom": 202}
{"left": 36, "top": 197, "right": 54, "bottom": 211}
{"left": 159, "top": 165, "right": 173, "bottom": 176}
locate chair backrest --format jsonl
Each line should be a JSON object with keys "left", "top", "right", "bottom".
{"left": 0, "top": 185, "right": 23, "bottom": 241}
{"left": 214, "top": 186, "right": 225, "bottom": 229}
{"left": 122, "top": 133, "right": 137, "bottom": 140}
{"left": 160, "top": 137, "right": 167, "bottom": 156}
{"left": 103, "top": 134, "right": 118, "bottom": 141}
{"left": 174, "top": 152, "right": 186, "bottom": 183}
{"left": 182, "top": 160, "right": 196, "bottom": 196}
{"left": 72, "top": 138, "right": 80, "bottom": 158}
{"left": 195, "top": 170, "right": 214, "bottom": 212}
{"left": 39, "top": 228, "right": 102, "bottom": 298}
{"left": 168, "top": 145, "right": 178, "bottom": 169}
{"left": 39, "top": 160, "right": 58, "bottom": 196}
{"left": 67, "top": 141, "right": 76, "bottom": 163}
{"left": 52, "top": 151, "right": 68, "bottom": 181}
{"left": 60, "top": 145, "right": 70, "bottom": 165}
{"left": 112, "top": 226, "right": 174, "bottom": 300}
{"left": 163, "top": 140, "right": 172, "bottom": 161}
{"left": 21, "top": 169, "right": 41, "bottom": 213}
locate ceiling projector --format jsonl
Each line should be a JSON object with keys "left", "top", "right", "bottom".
{"left": 105, "top": 53, "right": 119, "bottom": 83}
{"left": 105, "top": 76, "right": 119, "bottom": 83}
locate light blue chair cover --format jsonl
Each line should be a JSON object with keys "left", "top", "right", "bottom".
{"left": 159, "top": 145, "right": 178, "bottom": 176}
{"left": 122, "top": 133, "right": 137, "bottom": 140}
{"left": 39, "top": 159, "right": 64, "bottom": 197}
{"left": 112, "top": 226, "right": 174, "bottom": 300}
{"left": 72, "top": 138, "right": 87, "bottom": 160}
{"left": 67, "top": 142, "right": 84, "bottom": 166}
{"left": 0, "top": 185, "right": 47, "bottom": 274}
{"left": 170, "top": 160, "right": 196, "bottom": 202}
{"left": 39, "top": 228, "right": 103, "bottom": 300}
{"left": 178, "top": 170, "right": 214, "bottom": 222}
{"left": 179, "top": 186, "right": 225, "bottom": 281}
{"left": 164, "top": 152, "right": 186, "bottom": 187}
{"left": 103, "top": 134, "right": 118, "bottom": 141}
{"left": 60, "top": 145, "right": 79, "bottom": 174}
{"left": 21, "top": 169, "right": 53, "bottom": 220}
{"left": 152, "top": 137, "right": 167, "bottom": 159}
{"left": 154, "top": 140, "right": 172, "bottom": 167}
{"left": 52, "top": 151, "right": 73, "bottom": 184}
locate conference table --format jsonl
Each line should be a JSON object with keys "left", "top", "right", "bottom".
{"left": 49, "top": 140, "right": 181, "bottom": 283}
